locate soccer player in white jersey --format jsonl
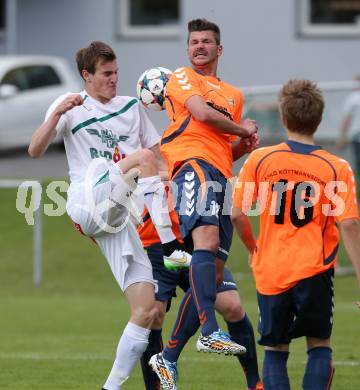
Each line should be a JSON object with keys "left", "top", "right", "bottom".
{"left": 28, "top": 41, "right": 183, "bottom": 390}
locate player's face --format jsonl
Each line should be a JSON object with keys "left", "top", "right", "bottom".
{"left": 85, "top": 59, "right": 118, "bottom": 103}
{"left": 187, "top": 30, "right": 222, "bottom": 68}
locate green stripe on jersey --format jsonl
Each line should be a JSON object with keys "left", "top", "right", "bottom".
{"left": 71, "top": 98, "right": 138, "bottom": 134}
{"left": 94, "top": 169, "right": 110, "bottom": 187}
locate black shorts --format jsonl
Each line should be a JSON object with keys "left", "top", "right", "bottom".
{"left": 257, "top": 268, "right": 334, "bottom": 346}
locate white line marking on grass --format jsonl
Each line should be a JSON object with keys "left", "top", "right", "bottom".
{"left": 332, "top": 361, "right": 360, "bottom": 367}
{"left": 181, "top": 356, "right": 360, "bottom": 367}
{"left": 0, "top": 352, "right": 113, "bottom": 361}
{"left": 0, "top": 353, "right": 359, "bottom": 367}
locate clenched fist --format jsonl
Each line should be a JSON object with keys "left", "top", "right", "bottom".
{"left": 55, "top": 94, "right": 83, "bottom": 115}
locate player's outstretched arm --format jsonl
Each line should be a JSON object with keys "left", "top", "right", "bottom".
{"left": 28, "top": 94, "right": 83, "bottom": 158}
{"left": 231, "top": 207, "right": 256, "bottom": 257}
{"left": 340, "top": 218, "right": 360, "bottom": 306}
{"left": 185, "top": 95, "right": 257, "bottom": 137}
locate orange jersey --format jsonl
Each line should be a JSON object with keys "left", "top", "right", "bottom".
{"left": 161, "top": 67, "right": 243, "bottom": 179}
{"left": 233, "top": 141, "right": 359, "bottom": 295}
{"left": 138, "top": 209, "right": 182, "bottom": 248}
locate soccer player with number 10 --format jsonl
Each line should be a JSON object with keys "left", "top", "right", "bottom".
{"left": 232, "top": 79, "right": 360, "bottom": 390}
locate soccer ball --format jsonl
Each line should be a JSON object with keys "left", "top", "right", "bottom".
{"left": 136, "top": 67, "right": 172, "bottom": 111}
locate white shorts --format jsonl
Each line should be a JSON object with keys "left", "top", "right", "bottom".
{"left": 95, "top": 221, "right": 155, "bottom": 292}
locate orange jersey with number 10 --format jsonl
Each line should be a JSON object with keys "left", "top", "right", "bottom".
{"left": 233, "top": 141, "right": 359, "bottom": 295}
{"left": 161, "top": 67, "right": 243, "bottom": 178}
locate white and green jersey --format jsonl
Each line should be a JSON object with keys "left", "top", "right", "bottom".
{"left": 46, "top": 90, "right": 160, "bottom": 185}
{"left": 46, "top": 91, "right": 160, "bottom": 218}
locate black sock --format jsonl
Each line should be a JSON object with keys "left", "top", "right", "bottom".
{"left": 140, "top": 329, "right": 163, "bottom": 389}
{"left": 303, "top": 347, "right": 334, "bottom": 389}
{"left": 162, "top": 239, "right": 184, "bottom": 256}
{"left": 263, "top": 350, "right": 290, "bottom": 390}
{"left": 227, "top": 314, "right": 260, "bottom": 388}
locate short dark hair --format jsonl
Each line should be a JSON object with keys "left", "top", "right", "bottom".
{"left": 76, "top": 41, "right": 116, "bottom": 79}
{"left": 279, "top": 79, "right": 324, "bottom": 135}
{"left": 187, "top": 18, "right": 221, "bottom": 44}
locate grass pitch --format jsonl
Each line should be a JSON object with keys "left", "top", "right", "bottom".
{"left": 0, "top": 187, "right": 359, "bottom": 389}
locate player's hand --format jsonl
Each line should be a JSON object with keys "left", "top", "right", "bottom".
{"left": 241, "top": 133, "right": 259, "bottom": 154}
{"left": 357, "top": 301, "right": 360, "bottom": 309}
{"left": 55, "top": 94, "right": 83, "bottom": 115}
{"left": 241, "top": 118, "right": 258, "bottom": 136}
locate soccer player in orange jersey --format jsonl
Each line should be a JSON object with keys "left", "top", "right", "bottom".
{"left": 140, "top": 197, "right": 262, "bottom": 390}
{"left": 150, "top": 18, "right": 260, "bottom": 390}
{"left": 233, "top": 79, "right": 360, "bottom": 390}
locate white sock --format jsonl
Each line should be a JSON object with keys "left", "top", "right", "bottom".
{"left": 103, "top": 322, "right": 150, "bottom": 390}
{"left": 137, "top": 176, "right": 176, "bottom": 244}
{"left": 108, "top": 168, "right": 143, "bottom": 225}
